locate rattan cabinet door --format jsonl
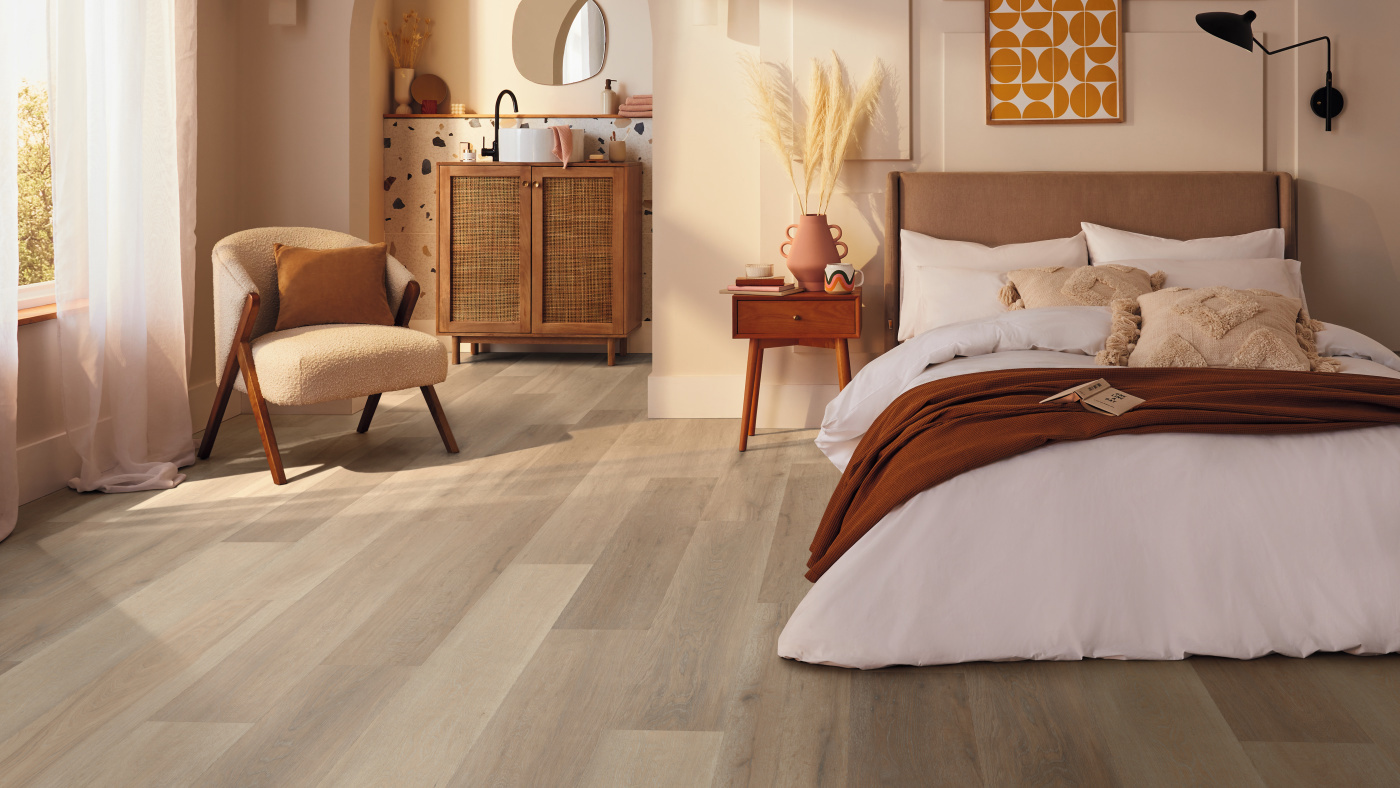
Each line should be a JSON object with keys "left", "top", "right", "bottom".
{"left": 530, "top": 167, "right": 626, "bottom": 335}
{"left": 436, "top": 164, "right": 532, "bottom": 334}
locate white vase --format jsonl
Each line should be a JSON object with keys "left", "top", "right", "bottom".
{"left": 393, "top": 68, "right": 415, "bottom": 114}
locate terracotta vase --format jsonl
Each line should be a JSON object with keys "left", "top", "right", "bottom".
{"left": 780, "top": 215, "right": 848, "bottom": 291}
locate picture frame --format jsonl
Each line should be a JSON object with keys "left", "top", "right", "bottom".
{"left": 984, "top": 0, "right": 1125, "bottom": 125}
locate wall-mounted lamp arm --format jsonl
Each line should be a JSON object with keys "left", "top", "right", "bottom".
{"left": 1251, "top": 35, "right": 1338, "bottom": 131}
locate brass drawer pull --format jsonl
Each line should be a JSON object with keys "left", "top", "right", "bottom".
{"left": 792, "top": 314, "right": 801, "bottom": 320}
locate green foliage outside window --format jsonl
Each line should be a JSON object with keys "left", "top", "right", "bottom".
{"left": 18, "top": 80, "right": 53, "bottom": 286}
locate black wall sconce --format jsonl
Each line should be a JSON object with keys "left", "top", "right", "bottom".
{"left": 1196, "top": 10, "right": 1344, "bottom": 131}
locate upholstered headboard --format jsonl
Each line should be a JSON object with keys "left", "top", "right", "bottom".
{"left": 883, "top": 171, "right": 1297, "bottom": 350}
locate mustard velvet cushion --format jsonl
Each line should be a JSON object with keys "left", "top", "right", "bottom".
{"left": 273, "top": 243, "right": 395, "bottom": 331}
{"left": 1097, "top": 286, "right": 1339, "bottom": 373}
{"left": 1000, "top": 264, "right": 1164, "bottom": 310}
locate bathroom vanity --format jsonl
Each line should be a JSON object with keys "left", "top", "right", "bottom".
{"left": 434, "top": 160, "right": 643, "bottom": 365}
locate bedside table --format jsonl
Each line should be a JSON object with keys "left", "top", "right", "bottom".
{"left": 732, "top": 287, "right": 861, "bottom": 451}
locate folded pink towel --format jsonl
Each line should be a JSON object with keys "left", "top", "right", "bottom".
{"left": 618, "top": 110, "right": 652, "bottom": 118}
{"left": 621, "top": 99, "right": 653, "bottom": 108}
{"left": 550, "top": 126, "right": 572, "bottom": 168}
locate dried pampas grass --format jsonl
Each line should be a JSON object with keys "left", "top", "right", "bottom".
{"left": 383, "top": 11, "right": 434, "bottom": 70}
{"left": 741, "top": 55, "right": 801, "bottom": 212}
{"left": 742, "top": 52, "right": 886, "bottom": 216}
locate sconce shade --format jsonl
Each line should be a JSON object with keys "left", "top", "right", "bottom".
{"left": 1196, "top": 10, "right": 1256, "bottom": 51}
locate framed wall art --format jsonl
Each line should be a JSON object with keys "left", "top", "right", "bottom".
{"left": 985, "top": 0, "right": 1124, "bottom": 125}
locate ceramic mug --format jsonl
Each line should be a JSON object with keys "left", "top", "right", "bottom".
{"left": 824, "top": 263, "right": 863, "bottom": 294}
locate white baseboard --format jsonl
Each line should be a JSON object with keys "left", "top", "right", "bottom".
{"left": 647, "top": 374, "right": 836, "bottom": 428}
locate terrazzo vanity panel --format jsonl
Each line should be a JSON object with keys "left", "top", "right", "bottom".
{"left": 384, "top": 232, "right": 438, "bottom": 323}
{"left": 384, "top": 116, "right": 654, "bottom": 319}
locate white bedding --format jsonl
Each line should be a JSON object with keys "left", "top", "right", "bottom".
{"left": 780, "top": 308, "right": 1400, "bottom": 668}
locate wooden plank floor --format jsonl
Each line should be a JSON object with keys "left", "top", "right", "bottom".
{"left": 3, "top": 353, "right": 1399, "bottom": 787}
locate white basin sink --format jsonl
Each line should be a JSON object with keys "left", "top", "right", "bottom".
{"left": 497, "top": 127, "right": 587, "bottom": 163}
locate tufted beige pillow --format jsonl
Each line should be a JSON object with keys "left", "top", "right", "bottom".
{"left": 1000, "top": 264, "right": 1164, "bottom": 310}
{"left": 1097, "top": 286, "right": 1340, "bottom": 372}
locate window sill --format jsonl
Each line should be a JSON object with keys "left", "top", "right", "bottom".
{"left": 19, "top": 303, "right": 57, "bottom": 326}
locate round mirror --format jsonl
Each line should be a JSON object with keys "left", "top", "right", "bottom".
{"left": 512, "top": 0, "right": 608, "bottom": 86}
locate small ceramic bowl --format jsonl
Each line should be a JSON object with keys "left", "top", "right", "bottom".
{"left": 745, "top": 264, "right": 774, "bottom": 278}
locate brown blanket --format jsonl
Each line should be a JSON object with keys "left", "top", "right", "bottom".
{"left": 806, "top": 368, "right": 1400, "bottom": 582}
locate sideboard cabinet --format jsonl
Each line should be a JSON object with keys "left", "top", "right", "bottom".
{"left": 435, "top": 161, "right": 643, "bottom": 365}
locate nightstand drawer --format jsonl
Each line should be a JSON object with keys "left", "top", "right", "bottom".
{"left": 734, "top": 298, "right": 859, "bottom": 338}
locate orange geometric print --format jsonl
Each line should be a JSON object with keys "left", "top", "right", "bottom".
{"left": 986, "top": 0, "right": 1121, "bottom": 124}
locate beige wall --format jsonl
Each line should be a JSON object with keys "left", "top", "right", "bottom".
{"left": 648, "top": 0, "right": 1400, "bottom": 424}
{"left": 391, "top": 0, "right": 652, "bottom": 114}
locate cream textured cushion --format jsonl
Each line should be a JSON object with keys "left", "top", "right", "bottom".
{"left": 1001, "top": 264, "right": 1163, "bottom": 310}
{"left": 1097, "top": 287, "right": 1339, "bottom": 373}
{"left": 233, "top": 324, "right": 448, "bottom": 406}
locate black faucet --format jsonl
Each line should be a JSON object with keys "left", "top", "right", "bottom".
{"left": 480, "top": 89, "right": 518, "bottom": 161}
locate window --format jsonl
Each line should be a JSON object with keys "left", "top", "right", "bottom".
{"left": 15, "top": 0, "right": 52, "bottom": 311}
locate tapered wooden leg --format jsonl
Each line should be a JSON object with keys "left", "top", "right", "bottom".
{"left": 198, "top": 354, "right": 239, "bottom": 460}
{"left": 453, "top": 336, "right": 462, "bottom": 365}
{"left": 835, "top": 338, "right": 852, "bottom": 391}
{"left": 421, "top": 385, "right": 460, "bottom": 453}
{"left": 199, "top": 293, "right": 260, "bottom": 460}
{"left": 357, "top": 393, "right": 382, "bottom": 434}
{"left": 236, "top": 341, "right": 286, "bottom": 485}
{"left": 470, "top": 343, "right": 480, "bottom": 356}
{"left": 739, "top": 339, "right": 758, "bottom": 451}
{"left": 749, "top": 343, "right": 764, "bottom": 437}
{"left": 619, "top": 338, "right": 628, "bottom": 357}
{"left": 606, "top": 338, "right": 617, "bottom": 366}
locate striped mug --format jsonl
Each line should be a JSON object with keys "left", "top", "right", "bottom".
{"left": 824, "top": 263, "right": 863, "bottom": 294}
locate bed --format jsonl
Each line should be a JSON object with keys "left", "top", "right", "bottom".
{"left": 777, "top": 172, "right": 1400, "bottom": 669}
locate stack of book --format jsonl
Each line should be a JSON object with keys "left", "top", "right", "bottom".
{"left": 724, "top": 277, "right": 802, "bottom": 296}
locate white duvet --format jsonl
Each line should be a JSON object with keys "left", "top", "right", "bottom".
{"left": 778, "top": 308, "right": 1400, "bottom": 668}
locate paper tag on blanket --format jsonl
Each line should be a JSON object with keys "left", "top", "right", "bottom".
{"left": 1040, "top": 378, "right": 1145, "bottom": 416}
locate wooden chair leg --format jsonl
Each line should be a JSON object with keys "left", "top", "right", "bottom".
{"left": 236, "top": 341, "right": 286, "bottom": 485}
{"left": 421, "top": 385, "right": 460, "bottom": 453}
{"left": 198, "top": 353, "right": 239, "bottom": 460}
{"left": 199, "top": 292, "right": 260, "bottom": 460}
{"left": 357, "top": 393, "right": 382, "bottom": 434}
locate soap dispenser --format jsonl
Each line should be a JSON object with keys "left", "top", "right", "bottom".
{"left": 602, "top": 79, "right": 619, "bottom": 115}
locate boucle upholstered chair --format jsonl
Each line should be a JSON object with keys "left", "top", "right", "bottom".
{"left": 198, "top": 227, "right": 458, "bottom": 484}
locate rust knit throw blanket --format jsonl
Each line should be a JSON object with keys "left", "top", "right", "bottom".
{"left": 806, "top": 368, "right": 1400, "bottom": 582}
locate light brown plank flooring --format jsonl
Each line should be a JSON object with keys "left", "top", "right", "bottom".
{"left": 2, "top": 353, "right": 1399, "bottom": 787}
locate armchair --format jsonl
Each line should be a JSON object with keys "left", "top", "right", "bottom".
{"left": 198, "top": 227, "right": 458, "bottom": 484}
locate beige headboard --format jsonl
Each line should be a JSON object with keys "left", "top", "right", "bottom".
{"left": 884, "top": 171, "right": 1297, "bottom": 350}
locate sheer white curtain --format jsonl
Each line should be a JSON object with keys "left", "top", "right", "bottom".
{"left": 49, "top": 0, "right": 198, "bottom": 493}
{"left": 1, "top": 1, "right": 20, "bottom": 538}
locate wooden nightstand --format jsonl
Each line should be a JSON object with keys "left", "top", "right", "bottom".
{"left": 732, "top": 287, "right": 861, "bottom": 451}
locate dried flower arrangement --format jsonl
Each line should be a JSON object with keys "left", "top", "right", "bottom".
{"left": 742, "top": 53, "right": 886, "bottom": 216}
{"left": 382, "top": 11, "right": 435, "bottom": 70}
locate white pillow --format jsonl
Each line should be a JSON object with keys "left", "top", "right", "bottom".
{"left": 898, "top": 230, "right": 1087, "bottom": 340}
{"left": 1082, "top": 222, "right": 1285, "bottom": 263}
{"left": 900, "top": 267, "right": 1009, "bottom": 340}
{"left": 1136, "top": 258, "right": 1306, "bottom": 303}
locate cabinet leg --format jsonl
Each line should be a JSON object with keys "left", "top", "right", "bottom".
{"left": 739, "top": 339, "right": 759, "bottom": 451}
{"left": 619, "top": 338, "right": 628, "bottom": 357}
{"left": 749, "top": 344, "right": 764, "bottom": 437}
{"left": 453, "top": 336, "right": 462, "bottom": 365}
{"left": 607, "top": 338, "right": 617, "bottom": 366}
{"left": 835, "top": 338, "right": 852, "bottom": 391}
